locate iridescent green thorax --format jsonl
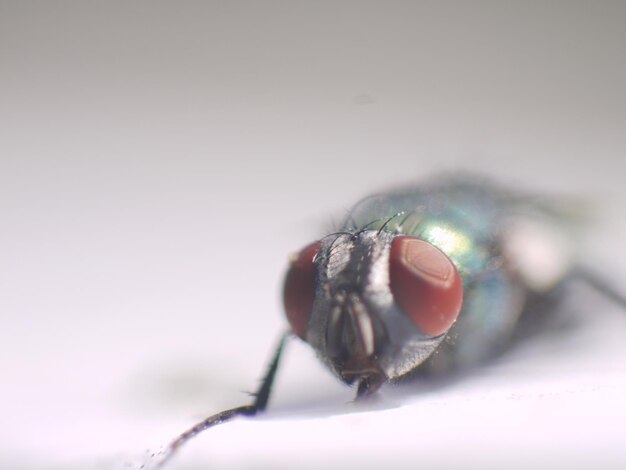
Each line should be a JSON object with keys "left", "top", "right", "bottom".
{"left": 341, "top": 178, "right": 527, "bottom": 370}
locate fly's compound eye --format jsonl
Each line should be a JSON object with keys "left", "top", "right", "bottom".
{"left": 389, "top": 236, "right": 463, "bottom": 336}
{"left": 283, "top": 241, "right": 321, "bottom": 340}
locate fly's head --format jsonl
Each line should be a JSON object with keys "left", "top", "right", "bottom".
{"left": 283, "top": 230, "right": 463, "bottom": 396}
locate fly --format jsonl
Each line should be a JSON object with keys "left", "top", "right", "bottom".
{"left": 149, "top": 175, "right": 625, "bottom": 468}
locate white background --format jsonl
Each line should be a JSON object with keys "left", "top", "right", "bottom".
{"left": 2, "top": 2, "right": 626, "bottom": 469}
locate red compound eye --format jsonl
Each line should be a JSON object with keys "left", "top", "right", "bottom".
{"left": 283, "top": 241, "right": 321, "bottom": 340}
{"left": 389, "top": 236, "right": 463, "bottom": 336}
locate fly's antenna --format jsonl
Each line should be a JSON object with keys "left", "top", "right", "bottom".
{"left": 148, "top": 332, "right": 290, "bottom": 469}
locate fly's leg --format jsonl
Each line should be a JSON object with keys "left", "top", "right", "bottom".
{"left": 573, "top": 266, "right": 626, "bottom": 310}
{"left": 153, "top": 332, "right": 290, "bottom": 468}
{"left": 251, "top": 332, "right": 290, "bottom": 412}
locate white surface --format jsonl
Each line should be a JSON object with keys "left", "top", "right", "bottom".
{"left": 2, "top": 2, "right": 626, "bottom": 469}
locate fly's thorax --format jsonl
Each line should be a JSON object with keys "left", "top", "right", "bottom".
{"left": 284, "top": 230, "right": 463, "bottom": 386}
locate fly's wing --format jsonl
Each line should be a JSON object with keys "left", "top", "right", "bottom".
{"left": 500, "top": 192, "right": 591, "bottom": 293}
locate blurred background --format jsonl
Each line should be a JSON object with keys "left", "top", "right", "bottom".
{"left": 2, "top": 1, "right": 626, "bottom": 469}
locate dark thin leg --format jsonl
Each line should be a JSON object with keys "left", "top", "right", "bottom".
{"left": 153, "top": 332, "right": 290, "bottom": 468}
{"left": 573, "top": 266, "right": 626, "bottom": 310}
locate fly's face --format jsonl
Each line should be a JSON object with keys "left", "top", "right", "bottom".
{"left": 283, "top": 230, "right": 463, "bottom": 395}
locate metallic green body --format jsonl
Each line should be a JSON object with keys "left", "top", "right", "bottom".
{"left": 343, "top": 178, "right": 527, "bottom": 370}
